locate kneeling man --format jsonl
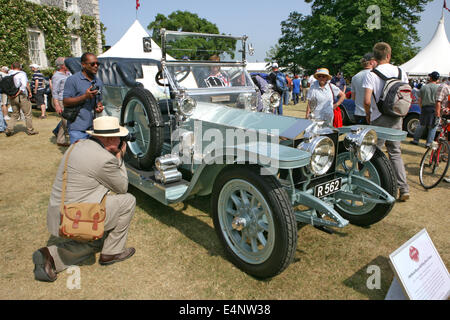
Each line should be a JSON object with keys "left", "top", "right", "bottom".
{"left": 32, "top": 116, "right": 136, "bottom": 282}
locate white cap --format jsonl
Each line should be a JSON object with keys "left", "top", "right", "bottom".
{"left": 272, "top": 62, "right": 278, "bottom": 68}
{"left": 30, "top": 64, "right": 40, "bottom": 69}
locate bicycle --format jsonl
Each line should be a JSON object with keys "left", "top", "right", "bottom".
{"left": 419, "top": 116, "right": 450, "bottom": 189}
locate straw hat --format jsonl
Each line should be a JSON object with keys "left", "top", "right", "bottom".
{"left": 86, "top": 116, "right": 129, "bottom": 137}
{"left": 314, "top": 68, "right": 332, "bottom": 80}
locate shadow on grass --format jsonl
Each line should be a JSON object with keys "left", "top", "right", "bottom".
{"left": 343, "top": 255, "right": 394, "bottom": 300}
{"left": 45, "top": 235, "right": 97, "bottom": 267}
{"left": 130, "top": 185, "right": 225, "bottom": 259}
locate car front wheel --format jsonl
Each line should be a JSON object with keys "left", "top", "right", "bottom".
{"left": 211, "top": 165, "right": 297, "bottom": 278}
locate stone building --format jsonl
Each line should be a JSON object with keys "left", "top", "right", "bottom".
{"left": 23, "top": 0, "right": 102, "bottom": 68}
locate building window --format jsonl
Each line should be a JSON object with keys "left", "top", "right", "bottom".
{"left": 71, "top": 36, "right": 82, "bottom": 57}
{"left": 27, "top": 29, "right": 48, "bottom": 68}
{"left": 65, "top": 0, "right": 77, "bottom": 11}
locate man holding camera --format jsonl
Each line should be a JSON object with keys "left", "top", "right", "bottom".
{"left": 32, "top": 116, "right": 136, "bottom": 282}
{"left": 63, "top": 52, "right": 104, "bottom": 144}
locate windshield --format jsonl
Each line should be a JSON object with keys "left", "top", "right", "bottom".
{"left": 163, "top": 32, "right": 242, "bottom": 62}
{"left": 164, "top": 63, "right": 253, "bottom": 89}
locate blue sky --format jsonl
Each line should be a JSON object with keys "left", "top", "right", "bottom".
{"left": 99, "top": 0, "right": 450, "bottom": 62}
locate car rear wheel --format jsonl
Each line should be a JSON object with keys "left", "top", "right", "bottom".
{"left": 403, "top": 113, "right": 420, "bottom": 137}
{"left": 211, "top": 165, "right": 297, "bottom": 278}
{"left": 120, "top": 87, "right": 164, "bottom": 170}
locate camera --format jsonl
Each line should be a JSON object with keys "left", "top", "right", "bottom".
{"left": 90, "top": 81, "right": 101, "bottom": 94}
{"left": 120, "top": 132, "right": 136, "bottom": 142}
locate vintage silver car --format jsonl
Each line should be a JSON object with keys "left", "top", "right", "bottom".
{"left": 66, "top": 30, "right": 406, "bottom": 278}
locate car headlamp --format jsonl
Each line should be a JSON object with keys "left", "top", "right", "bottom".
{"left": 344, "top": 127, "right": 377, "bottom": 162}
{"left": 261, "top": 90, "right": 281, "bottom": 112}
{"left": 237, "top": 92, "right": 257, "bottom": 111}
{"left": 177, "top": 96, "right": 197, "bottom": 117}
{"left": 298, "top": 135, "right": 335, "bottom": 175}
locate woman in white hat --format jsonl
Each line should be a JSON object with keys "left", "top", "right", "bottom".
{"left": 305, "top": 67, "right": 345, "bottom": 127}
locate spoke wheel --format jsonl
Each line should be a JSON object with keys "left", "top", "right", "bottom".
{"left": 334, "top": 146, "right": 397, "bottom": 226}
{"left": 212, "top": 165, "right": 297, "bottom": 278}
{"left": 120, "top": 88, "right": 164, "bottom": 170}
{"left": 419, "top": 140, "right": 450, "bottom": 189}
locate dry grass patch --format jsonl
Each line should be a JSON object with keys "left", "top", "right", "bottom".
{"left": 0, "top": 106, "right": 448, "bottom": 300}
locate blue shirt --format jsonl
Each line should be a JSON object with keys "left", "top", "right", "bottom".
{"left": 63, "top": 71, "right": 103, "bottom": 132}
{"left": 292, "top": 78, "right": 301, "bottom": 93}
{"left": 331, "top": 76, "right": 346, "bottom": 91}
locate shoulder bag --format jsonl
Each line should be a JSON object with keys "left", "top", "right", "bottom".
{"left": 59, "top": 143, "right": 107, "bottom": 241}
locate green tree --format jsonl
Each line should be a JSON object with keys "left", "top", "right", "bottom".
{"left": 275, "top": 0, "right": 432, "bottom": 77}
{"left": 147, "top": 10, "right": 236, "bottom": 60}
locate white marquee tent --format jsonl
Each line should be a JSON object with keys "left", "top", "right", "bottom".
{"left": 401, "top": 12, "right": 450, "bottom": 77}
{"left": 99, "top": 20, "right": 164, "bottom": 59}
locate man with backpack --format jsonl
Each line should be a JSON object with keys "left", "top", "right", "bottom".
{"left": 268, "top": 63, "right": 287, "bottom": 115}
{"left": 362, "top": 42, "right": 410, "bottom": 202}
{"left": 1, "top": 62, "right": 38, "bottom": 137}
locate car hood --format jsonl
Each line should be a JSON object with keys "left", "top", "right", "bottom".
{"left": 190, "top": 102, "right": 313, "bottom": 140}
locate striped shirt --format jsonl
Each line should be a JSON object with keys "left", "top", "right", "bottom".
{"left": 435, "top": 82, "right": 450, "bottom": 116}
{"left": 32, "top": 71, "right": 46, "bottom": 91}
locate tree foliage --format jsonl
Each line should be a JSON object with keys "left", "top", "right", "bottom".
{"left": 275, "top": 0, "right": 432, "bottom": 77}
{"left": 147, "top": 10, "right": 236, "bottom": 61}
{"left": 0, "top": 0, "right": 101, "bottom": 77}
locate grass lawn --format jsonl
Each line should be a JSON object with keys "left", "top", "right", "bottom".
{"left": 0, "top": 103, "right": 448, "bottom": 300}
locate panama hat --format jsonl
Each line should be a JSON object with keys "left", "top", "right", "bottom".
{"left": 86, "top": 116, "right": 129, "bottom": 137}
{"left": 314, "top": 68, "right": 332, "bottom": 80}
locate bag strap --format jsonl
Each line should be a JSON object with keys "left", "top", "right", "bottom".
{"left": 371, "top": 68, "right": 388, "bottom": 82}
{"left": 329, "top": 83, "right": 335, "bottom": 103}
{"left": 397, "top": 67, "right": 402, "bottom": 80}
{"left": 60, "top": 142, "right": 78, "bottom": 210}
{"left": 60, "top": 141, "right": 108, "bottom": 211}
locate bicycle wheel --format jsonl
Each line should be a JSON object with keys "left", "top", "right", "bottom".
{"left": 419, "top": 140, "right": 450, "bottom": 189}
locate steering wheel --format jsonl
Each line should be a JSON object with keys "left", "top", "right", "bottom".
{"left": 155, "top": 67, "right": 191, "bottom": 86}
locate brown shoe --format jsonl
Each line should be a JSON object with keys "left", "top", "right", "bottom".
{"left": 32, "top": 247, "right": 57, "bottom": 282}
{"left": 398, "top": 192, "right": 410, "bottom": 202}
{"left": 57, "top": 143, "right": 70, "bottom": 147}
{"left": 27, "top": 130, "right": 39, "bottom": 136}
{"left": 99, "top": 247, "right": 136, "bottom": 266}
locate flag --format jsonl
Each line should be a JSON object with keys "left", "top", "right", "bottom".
{"left": 136, "top": 0, "right": 140, "bottom": 10}
{"left": 445, "top": 0, "right": 450, "bottom": 12}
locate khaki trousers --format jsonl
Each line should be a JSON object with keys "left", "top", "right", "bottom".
{"left": 47, "top": 193, "right": 136, "bottom": 273}
{"left": 55, "top": 100, "right": 68, "bottom": 145}
{"left": 7, "top": 93, "right": 35, "bottom": 134}
{"left": 372, "top": 115, "right": 410, "bottom": 194}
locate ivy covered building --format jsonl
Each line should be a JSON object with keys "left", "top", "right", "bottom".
{"left": 0, "top": 0, "right": 103, "bottom": 71}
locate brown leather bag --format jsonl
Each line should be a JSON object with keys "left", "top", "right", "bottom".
{"left": 59, "top": 143, "right": 107, "bottom": 242}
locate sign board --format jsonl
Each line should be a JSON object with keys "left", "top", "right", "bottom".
{"left": 389, "top": 229, "right": 450, "bottom": 300}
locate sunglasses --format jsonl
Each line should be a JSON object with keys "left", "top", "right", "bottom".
{"left": 86, "top": 61, "right": 101, "bottom": 67}
{"left": 317, "top": 75, "right": 328, "bottom": 78}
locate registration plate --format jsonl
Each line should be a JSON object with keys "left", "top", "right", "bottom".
{"left": 314, "top": 178, "right": 342, "bottom": 198}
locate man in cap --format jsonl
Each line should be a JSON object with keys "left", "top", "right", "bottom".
{"left": 268, "top": 62, "right": 286, "bottom": 114}
{"left": 32, "top": 116, "right": 136, "bottom": 282}
{"left": 411, "top": 71, "right": 440, "bottom": 147}
{"left": 351, "top": 52, "right": 378, "bottom": 124}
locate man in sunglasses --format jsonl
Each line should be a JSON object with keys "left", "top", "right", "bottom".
{"left": 63, "top": 52, "right": 104, "bottom": 144}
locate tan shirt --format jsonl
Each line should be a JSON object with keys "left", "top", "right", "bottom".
{"left": 47, "top": 139, "right": 128, "bottom": 237}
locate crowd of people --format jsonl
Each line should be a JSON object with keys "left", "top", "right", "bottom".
{"left": 1, "top": 43, "right": 448, "bottom": 284}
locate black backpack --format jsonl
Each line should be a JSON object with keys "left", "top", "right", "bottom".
{"left": 0, "top": 73, "right": 20, "bottom": 96}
